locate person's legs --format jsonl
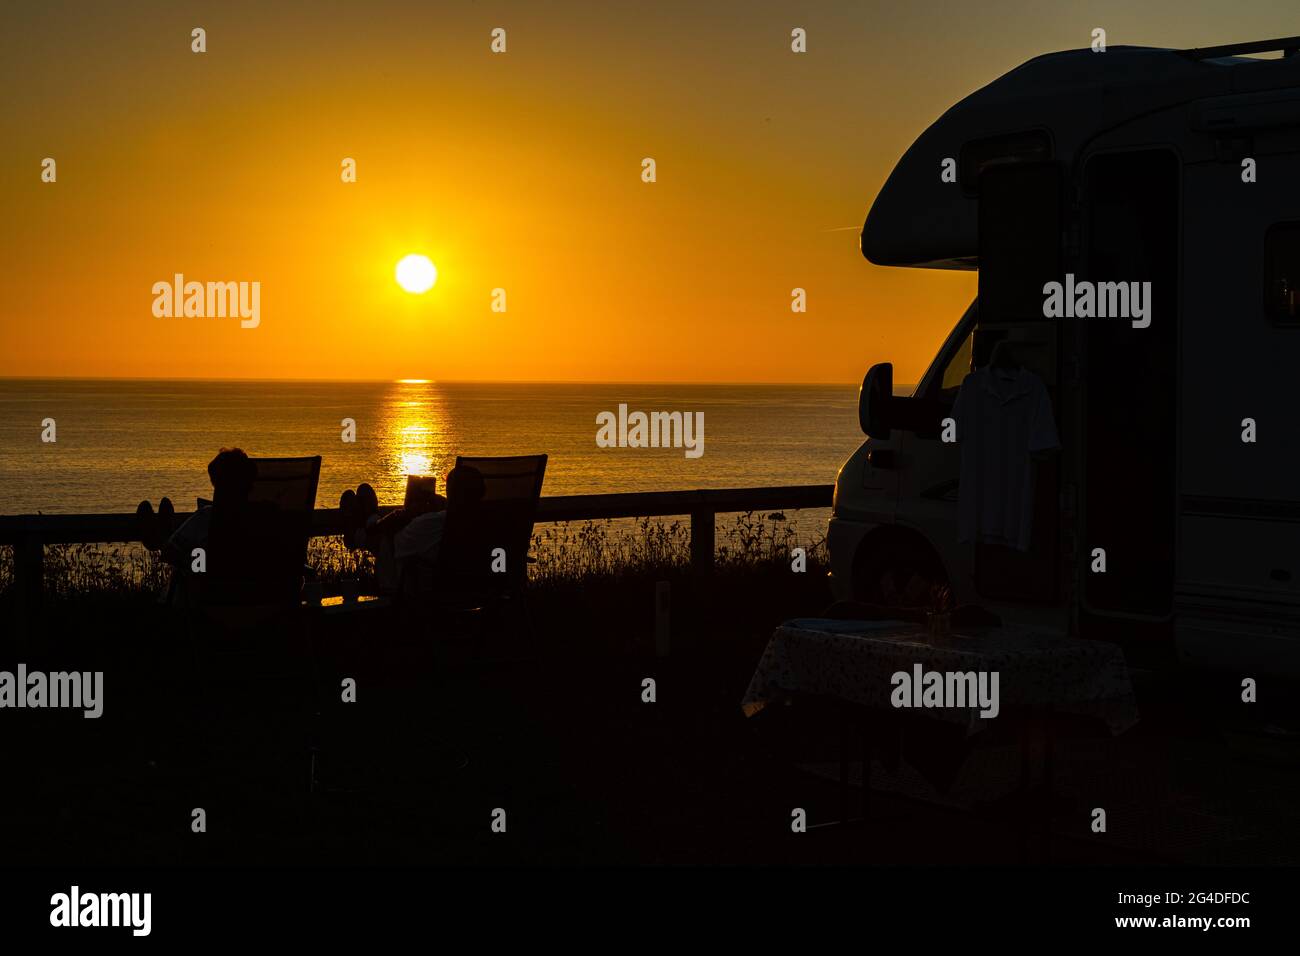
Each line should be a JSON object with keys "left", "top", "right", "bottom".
{"left": 340, "top": 484, "right": 385, "bottom": 547}
{"left": 135, "top": 500, "right": 157, "bottom": 545}
{"left": 356, "top": 483, "right": 378, "bottom": 520}
{"left": 338, "top": 489, "right": 359, "bottom": 548}
{"left": 339, "top": 483, "right": 410, "bottom": 590}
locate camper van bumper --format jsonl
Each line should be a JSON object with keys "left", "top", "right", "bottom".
{"left": 827, "top": 515, "right": 874, "bottom": 602}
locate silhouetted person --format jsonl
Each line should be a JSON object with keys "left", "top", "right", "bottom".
{"left": 164, "top": 447, "right": 256, "bottom": 566}
{"left": 341, "top": 465, "right": 485, "bottom": 590}
{"left": 165, "top": 448, "right": 302, "bottom": 604}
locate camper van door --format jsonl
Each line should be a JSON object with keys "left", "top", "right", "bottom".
{"left": 1079, "top": 148, "right": 1179, "bottom": 632}
{"left": 971, "top": 162, "right": 1063, "bottom": 604}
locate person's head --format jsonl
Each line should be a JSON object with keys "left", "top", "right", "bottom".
{"left": 208, "top": 447, "right": 256, "bottom": 504}
{"left": 444, "top": 464, "right": 485, "bottom": 509}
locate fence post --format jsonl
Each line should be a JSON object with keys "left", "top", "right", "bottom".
{"left": 689, "top": 510, "right": 714, "bottom": 579}
{"left": 14, "top": 533, "right": 45, "bottom": 626}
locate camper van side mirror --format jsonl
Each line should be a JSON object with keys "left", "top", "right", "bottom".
{"left": 859, "top": 363, "right": 893, "bottom": 439}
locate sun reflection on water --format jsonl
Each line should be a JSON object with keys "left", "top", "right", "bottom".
{"left": 400, "top": 450, "right": 432, "bottom": 475}
{"left": 380, "top": 380, "right": 447, "bottom": 502}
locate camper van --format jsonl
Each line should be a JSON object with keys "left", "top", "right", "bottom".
{"left": 829, "top": 37, "right": 1300, "bottom": 676}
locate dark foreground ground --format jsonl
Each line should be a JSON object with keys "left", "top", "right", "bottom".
{"left": 4, "top": 570, "right": 1300, "bottom": 867}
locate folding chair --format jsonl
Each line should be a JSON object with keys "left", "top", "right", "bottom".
{"left": 401, "top": 454, "right": 547, "bottom": 639}
{"left": 179, "top": 456, "right": 324, "bottom": 803}
{"left": 383, "top": 455, "right": 549, "bottom": 781}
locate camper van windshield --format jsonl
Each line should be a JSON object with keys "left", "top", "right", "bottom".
{"left": 939, "top": 328, "right": 975, "bottom": 395}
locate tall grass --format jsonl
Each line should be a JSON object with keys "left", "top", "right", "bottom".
{"left": 0, "top": 542, "right": 170, "bottom": 604}
{"left": 530, "top": 510, "right": 827, "bottom": 585}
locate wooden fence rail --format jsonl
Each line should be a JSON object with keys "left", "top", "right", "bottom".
{"left": 0, "top": 484, "right": 834, "bottom": 610}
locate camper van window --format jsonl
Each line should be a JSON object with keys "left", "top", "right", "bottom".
{"left": 1264, "top": 222, "right": 1300, "bottom": 324}
{"left": 939, "top": 327, "right": 975, "bottom": 396}
{"left": 978, "top": 162, "right": 1061, "bottom": 322}
{"left": 959, "top": 129, "right": 1052, "bottom": 195}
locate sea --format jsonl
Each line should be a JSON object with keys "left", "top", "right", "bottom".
{"left": 0, "top": 380, "right": 863, "bottom": 522}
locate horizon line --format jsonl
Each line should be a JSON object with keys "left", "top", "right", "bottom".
{"left": 0, "top": 374, "right": 862, "bottom": 388}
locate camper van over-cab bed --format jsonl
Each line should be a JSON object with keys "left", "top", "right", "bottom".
{"left": 831, "top": 37, "right": 1300, "bottom": 677}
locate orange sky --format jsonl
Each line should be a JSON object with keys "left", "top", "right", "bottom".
{"left": 1, "top": 0, "right": 1292, "bottom": 383}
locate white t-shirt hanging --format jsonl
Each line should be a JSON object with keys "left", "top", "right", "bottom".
{"left": 952, "top": 366, "right": 1060, "bottom": 551}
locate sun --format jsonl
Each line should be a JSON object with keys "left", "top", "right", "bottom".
{"left": 395, "top": 254, "right": 437, "bottom": 294}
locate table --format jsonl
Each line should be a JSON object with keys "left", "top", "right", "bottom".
{"left": 743, "top": 619, "right": 1138, "bottom": 732}
{"left": 741, "top": 619, "right": 1140, "bottom": 854}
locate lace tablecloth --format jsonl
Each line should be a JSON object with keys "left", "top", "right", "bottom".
{"left": 741, "top": 620, "right": 1139, "bottom": 735}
